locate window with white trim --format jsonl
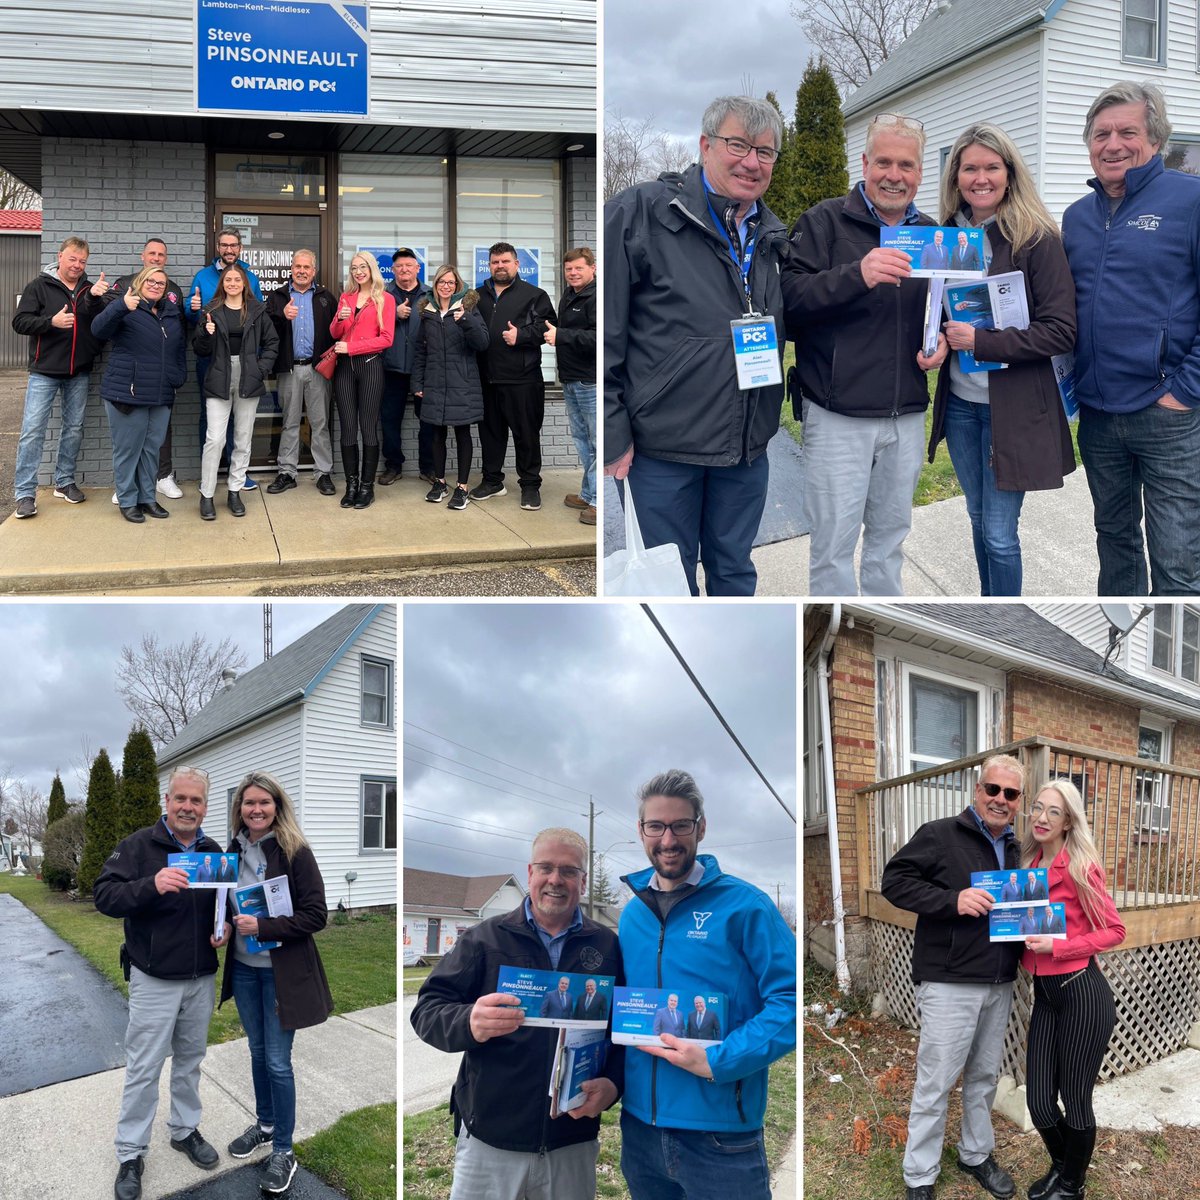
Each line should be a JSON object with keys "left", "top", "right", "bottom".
{"left": 1136, "top": 715, "right": 1172, "bottom": 833}
{"left": 901, "top": 663, "right": 985, "bottom": 775}
{"left": 803, "top": 663, "right": 827, "bottom": 824}
{"left": 1148, "top": 606, "right": 1200, "bottom": 685}
{"left": 1123, "top": 0, "right": 1164, "bottom": 64}
{"left": 361, "top": 777, "right": 397, "bottom": 851}
{"left": 361, "top": 655, "right": 394, "bottom": 728}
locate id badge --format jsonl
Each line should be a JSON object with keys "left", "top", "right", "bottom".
{"left": 730, "top": 316, "right": 783, "bottom": 390}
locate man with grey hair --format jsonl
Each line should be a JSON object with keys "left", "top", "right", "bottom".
{"left": 1063, "top": 80, "right": 1200, "bottom": 595}
{"left": 785, "top": 112, "right": 947, "bottom": 596}
{"left": 94, "top": 767, "right": 230, "bottom": 1200}
{"left": 617, "top": 770, "right": 796, "bottom": 1198}
{"left": 603, "top": 95, "right": 791, "bottom": 596}
{"left": 881, "top": 753, "right": 1026, "bottom": 1200}
{"left": 411, "top": 827, "right": 623, "bottom": 1199}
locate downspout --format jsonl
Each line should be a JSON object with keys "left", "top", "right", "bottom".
{"left": 818, "top": 603, "right": 851, "bottom": 993}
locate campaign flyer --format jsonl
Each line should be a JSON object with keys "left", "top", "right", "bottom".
{"left": 548, "top": 1027, "right": 609, "bottom": 1117}
{"left": 232, "top": 875, "right": 293, "bottom": 954}
{"left": 989, "top": 902, "right": 1068, "bottom": 941}
{"left": 879, "top": 225, "right": 986, "bottom": 279}
{"left": 496, "top": 965, "right": 614, "bottom": 1029}
{"left": 971, "top": 867, "right": 1049, "bottom": 908}
{"left": 611, "top": 986, "right": 726, "bottom": 1047}
{"left": 168, "top": 851, "right": 239, "bottom": 888}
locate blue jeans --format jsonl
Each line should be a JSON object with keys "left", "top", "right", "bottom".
{"left": 231, "top": 961, "right": 296, "bottom": 1152}
{"left": 625, "top": 453, "right": 769, "bottom": 596}
{"left": 381, "top": 370, "right": 433, "bottom": 474}
{"left": 1077, "top": 401, "right": 1200, "bottom": 595}
{"left": 562, "top": 380, "right": 596, "bottom": 505}
{"left": 619, "top": 1109, "right": 769, "bottom": 1200}
{"left": 943, "top": 395, "right": 1025, "bottom": 596}
{"left": 14, "top": 371, "right": 90, "bottom": 498}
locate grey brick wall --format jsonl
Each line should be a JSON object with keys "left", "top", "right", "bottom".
{"left": 566, "top": 156, "right": 597, "bottom": 251}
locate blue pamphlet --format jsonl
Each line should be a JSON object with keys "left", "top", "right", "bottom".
{"left": 611, "top": 985, "right": 726, "bottom": 1047}
{"left": 990, "top": 902, "right": 1067, "bottom": 941}
{"left": 496, "top": 965, "right": 614, "bottom": 1029}
{"left": 971, "top": 867, "right": 1049, "bottom": 908}
{"left": 169, "top": 851, "right": 239, "bottom": 888}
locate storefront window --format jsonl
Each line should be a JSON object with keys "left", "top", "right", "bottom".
{"left": 214, "top": 152, "right": 326, "bottom": 202}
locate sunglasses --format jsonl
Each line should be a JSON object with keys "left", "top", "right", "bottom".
{"left": 979, "top": 782, "right": 1022, "bottom": 802}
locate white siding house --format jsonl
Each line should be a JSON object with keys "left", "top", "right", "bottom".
{"left": 402, "top": 868, "right": 526, "bottom": 959}
{"left": 157, "top": 603, "right": 397, "bottom": 911}
{"left": 842, "top": 0, "right": 1200, "bottom": 221}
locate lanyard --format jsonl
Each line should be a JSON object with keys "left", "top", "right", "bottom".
{"left": 704, "top": 189, "right": 758, "bottom": 313}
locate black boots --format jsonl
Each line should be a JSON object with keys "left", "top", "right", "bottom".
{"left": 1029, "top": 1119, "right": 1068, "bottom": 1200}
{"left": 1035, "top": 1123, "right": 1095, "bottom": 1200}
{"left": 340, "top": 444, "right": 360, "bottom": 509}
{"left": 355, "top": 446, "right": 379, "bottom": 510}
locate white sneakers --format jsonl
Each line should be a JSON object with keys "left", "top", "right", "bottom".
{"left": 156, "top": 473, "right": 183, "bottom": 498}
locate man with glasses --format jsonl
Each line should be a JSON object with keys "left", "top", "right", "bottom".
{"left": 604, "top": 95, "right": 791, "bottom": 596}
{"left": 881, "top": 754, "right": 1026, "bottom": 1200}
{"left": 617, "top": 770, "right": 796, "bottom": 1199}
{"left": 411, "top": 827, "right": 622, "bottom": 1199}
{"left": 785, "top": 111, "right": 948, "bottom": 596}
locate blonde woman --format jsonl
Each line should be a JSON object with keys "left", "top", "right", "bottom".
{"left": 928, "top": 123, "right": 1077, "bottom": 596}
{"left": 218, "top": 772, "right": 333, "bottom": 1195}
{"left": 329, "top": 253, "right": 396, "bottom": 509}
{"left": 1021, "top": 779, "right": 1125, "bottom": 1200}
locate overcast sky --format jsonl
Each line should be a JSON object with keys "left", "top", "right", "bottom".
{"left": 0, "top": 601, "right": 343, "bottom": 801}
{"left": 403, "top": 603, "right": 797, "bottom": 909}
{"left": 604, "top": 0, "right": 815, "bottom": 144}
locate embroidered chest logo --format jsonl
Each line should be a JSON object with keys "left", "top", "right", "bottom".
{"left": 686, "top": 911, "right": 713, "bottom": 940}
{"left": 1127, "top": 213, "right": 1163, "bottom": 231}
{"left": 579, "top": 946, "right": 604, "bottom": 972}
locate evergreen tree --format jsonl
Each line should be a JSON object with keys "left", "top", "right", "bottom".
{"left": 46, "top": 772, "right": 68, "bottom": 826}
{"left": 77, "top": 748, "right": 119, "bottom": 896}
{"left": 119, "top": 727, "right": 161, "bottom": 840}
{"left": 762, "top": 90, "right": 797, "bottom": 227}
{"left": 792, "top": 59, "right": 849, "bottom": 218}
{"left": 589, "top": 854, "right": 622, "bottom": 908}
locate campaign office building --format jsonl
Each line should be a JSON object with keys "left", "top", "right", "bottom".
{"left": 0, "top": 0, "right": 596, "bottom": 481}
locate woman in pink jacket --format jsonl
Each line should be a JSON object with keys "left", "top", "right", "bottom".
{"left": 1021, "top": 779, "right": 1125, "bottom": 1200}
{"left": 330, "top": 253, "right": 395, "bottom": 509}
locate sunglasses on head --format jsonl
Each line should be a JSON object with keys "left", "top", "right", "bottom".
{"left": 980, "top": 782, "right": 1021, "bottom": 802}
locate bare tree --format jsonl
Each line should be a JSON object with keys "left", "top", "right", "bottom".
{"left": 72, "top": 735, "right": 97, "bottom": 797}
{"left": 792, "top": 0, "right": 936, "bottom": 93}
{"left": 0, "top": 167, "right": 41, "bottom": 210}
{"left": 8, "top": 781, "right": 47, "bottom": 859}
{"left": 604, "top": 110, "right": 698, "bottom": 201}
{"left": 116, "top": 633, "right": 249, "bottom": 747}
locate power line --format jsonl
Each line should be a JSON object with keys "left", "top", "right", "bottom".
{"left": 404, "top": 754, "right": 585, "bottom": 817}
{"left": 641, "top": 604, "right": 796, "bottom": 823}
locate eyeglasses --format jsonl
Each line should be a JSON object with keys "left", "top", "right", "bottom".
{"left": 143, "top": 278, "right": 166, "bottom": 288}
{"left": 1029, "top": 802, "right": 1065, "bottom": 821}
{"left": 979, "top": 782, "right": 1022, "bottom": 802}
{"left": 707, "top": 134, "right": 781, "bottom": 164}
{"left": 871, "top": 111, "right": 925, "bottom": 131}
{"left": 217, "top": 241, "right": 240, "bottom": 250}
{"left": 531, "top": 862, "right": 583, "bottom": 880}
{"left": 640, "top": 818, "right": 701, "bottom": 837}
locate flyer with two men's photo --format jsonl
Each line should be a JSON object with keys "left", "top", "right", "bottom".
{"left": 611, "top": 986, "right": 726, "bottom": 1048}
{"left": 495, "top": 966, "right": 615, "bottom": 1029}
{"left": 971, "top": 867, "right": 1067, "bottom": 941}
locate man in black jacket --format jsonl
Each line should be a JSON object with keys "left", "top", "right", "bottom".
{"left": 379, "top": 247, "right": 430, "bottom": 485}
{"left": 411, "top": 827, "right": 622, "bottom": 1199}
{"left": 881, "top": 754, "right": 1025, "bottom": 1200}
{"left": 785, "top": 112, "right": 947, "bottom": 596}
{"left": 94, "top": 766, "right": 230, "bottom": 1200}
{"left": 470, "top": 241, "right": 557, "bottom": 511}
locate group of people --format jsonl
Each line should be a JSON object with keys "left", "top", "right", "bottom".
{"left": 605, "top": 80, "right": 1200, "bottom": 597}
{"left": 882, "top": 756, "right": 1125, "bottom": 1200}
{"left": 11, "top": 229, "right": 598, "bottom": 525}
{"left": 411, "top": 768, "right": 797, "bottom": 1200}
{"left": 93, "top": 767, "right": 334, "bottom": 1198}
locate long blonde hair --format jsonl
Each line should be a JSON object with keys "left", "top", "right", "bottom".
{"left": 1021, "top": 778, "right": 1113, "bottom": 930}
{"left": 230, "top": 770, "right": 309, "bottom": 863}
{"left": 345, "top": 253, "right": 387, "bottom": 330}
{"left": 939, "top": 123, "right": 1059, "bottom": 259}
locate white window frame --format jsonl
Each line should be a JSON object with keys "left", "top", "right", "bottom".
{"left": 1146, "top": 605, "right": 1200, "bottom": 685}
{"left": 1123, "top": 0, "right": 1165, "bottom": 66}
{"left": 900, "top": 661, "right": 989, "bottom": 776}
{"left": 360, "top": 654, "right": 394, "bottom": 729}
{"left": 360, "top": 775, "right": 397, "bottom": 853}
{"left": 803, "top": 662, "right": 827, "bottom": 825}
{"left": 1136, "top": 712, "right": 1173, "bottom": 834}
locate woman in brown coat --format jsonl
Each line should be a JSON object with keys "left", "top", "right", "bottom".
{"left": 929, "top": 123, "right": 1077, "bottom": 596}
{"left": 218, "top": 771, "right": 334, "bottom": 1194}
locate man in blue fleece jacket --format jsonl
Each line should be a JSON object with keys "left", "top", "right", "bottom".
{"left": 618, "top": 769, "right": 796, "bottom": 1200}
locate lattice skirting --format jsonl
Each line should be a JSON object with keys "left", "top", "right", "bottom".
{"left": 869, "top": 922, "right": 1200, "bottom": 1084}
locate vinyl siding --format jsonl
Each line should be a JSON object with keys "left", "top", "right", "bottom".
{"left": 1031, "top": 604, "right": 1117, "bottom": 659}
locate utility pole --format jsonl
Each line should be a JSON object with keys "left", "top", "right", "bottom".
{"left": 588, "top": 797, "right": 595, "bottom": 919}
{"left": 263, "top": 602, "right": 273, "bottom": 660}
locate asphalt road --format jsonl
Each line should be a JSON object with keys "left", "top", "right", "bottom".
{"left": 0, "top": 891, "right": 129, "bottom": 1096}
{"left": 162, "top": 1164, "right": 346, "bottom": 1199}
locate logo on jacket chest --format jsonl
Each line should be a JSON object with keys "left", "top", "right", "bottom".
{"left": 1127, "top": 213, "right": 1163, "bottom": 231}
{"left": 578, "top": 945, "right": 604, "bottom": 971}
{"left": 686, "top": 911, "right": 713, "bottom": 940}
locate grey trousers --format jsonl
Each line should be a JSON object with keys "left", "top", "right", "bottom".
{"left": 201, "top": 356, "right": 257, "bottom": 497}
{"left": 449, "top": 1125, "right": 599, "bottom": 1200}
{"left": 115, "top": 966, "right": 215, "bottom": 1163}
{"left": 903, "top": 979, "right": 1014, "bottom": 1188}
{"left": 277, "top": 363, "right": 333, "bottom": 475}
{"left": 802, "top": 401, "right": 925, "bottom": 596}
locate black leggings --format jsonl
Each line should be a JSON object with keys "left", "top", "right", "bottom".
{"left": 1026, "top": 959, "right": 1116, "bottom": 1129}
{"left": 334, "top": 353, "right": 384, "bottom": 447}
{"left": 431, "top": 423, "right": 473, "bottom": 485}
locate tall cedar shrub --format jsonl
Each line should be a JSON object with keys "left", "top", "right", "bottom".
{"left": 46, "top": 773, "right": 68, "bottom": 826}
{"left": 77, "top": 748, "right": 119, "bottom": 896}
{"left": 120, "top": 727, "right": 162, "bottom": 839}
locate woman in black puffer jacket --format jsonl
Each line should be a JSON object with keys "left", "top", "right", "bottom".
{"left": 411, "top": 264, "right": 490, "bottom": 511}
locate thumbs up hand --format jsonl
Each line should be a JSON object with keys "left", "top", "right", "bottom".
{"left": 191, "top": 287, "right": 202, "bottom": 312}
{"left": 51, "top": 304, "right": 74, "bottom": 329}
{"left": 122, "top": 286, "right": 139, "bottom": 311}
{"left": 89, "top": 271, "right": 109, "bottom": 298}
{"left": 205, "top": 312, "right": 216, "bottom": 335}
{"left": 502, "top": 320, "right": 518, "bottom": 346}
{"left": 543, "top": 320, "right": 556, "bottom": 346}
{"left": 284, "top": 299, "right": 299, "bottom": 320}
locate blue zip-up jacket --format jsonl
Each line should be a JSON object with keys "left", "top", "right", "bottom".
{"left": 92, "top": 293, "right": 187, "bottom": 406}
{"left": 618, "top": 854, "right": 797, "bottom": 1132}
{"left": 1063, "top": 156, "right": 1200, "bottom": 412}
{"left": 185, "top": 256, "right": 264, "bottom": 324}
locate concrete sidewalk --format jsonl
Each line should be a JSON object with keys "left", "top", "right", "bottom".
{"left": 0, "top": 1002, "right": 396, "bottom": 1200}
{"left": 0, "top": 471, "right": 596, "bottom": 595}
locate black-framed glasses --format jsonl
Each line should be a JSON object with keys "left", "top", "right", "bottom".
{"left": 531, "top": 862, "right": 583, "bottom": 880}
{"left": 142, "top": 278, "right": 167, "bottom": 288}
{"left": 708, "top": 134, "right": 781, "bottom": 164}
{"left": 640, "top": 818, "right": 700, "bottom": 837}
{"left": 979, "top": 782, "right": 1022, "bottom": 802}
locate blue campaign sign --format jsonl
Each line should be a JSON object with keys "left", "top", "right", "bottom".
{"left": 197, "top": 1, "right": 369, "bottom": 118}
{"left": 473, "top": 246, "right": 541, "bottom": 289}
{"left": 358, "top": 246, "right": 428, "bottom": 286}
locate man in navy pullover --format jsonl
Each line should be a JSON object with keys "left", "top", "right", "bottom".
{"left": 1063, "top": 80, "right": 1200, "bottom": 595}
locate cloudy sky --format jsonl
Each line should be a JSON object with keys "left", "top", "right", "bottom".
{"left": 403, "top": 603, "right": 797, "bottom": 909}
{"left": 605, "top": 0, "right": 815, "bottom": 144}
{"left": 0, "top": 600, "right": 343, "bottom": 801}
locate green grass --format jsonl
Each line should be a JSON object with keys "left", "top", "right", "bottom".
{"left": 295, "top": 1101, "right": 396, "bottom": 1200}
{"left": 404, "top": 964, "right": 433, "bottom": 995}
{"left": 0, "top": 873, "right": 395, "bottom": 1044}
{"left": 402, "top": 1054, "right": 797, "bottom": 1200}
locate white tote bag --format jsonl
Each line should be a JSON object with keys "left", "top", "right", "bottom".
{"left": 602, "top": 480, "right": 692, "bottom": 597}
